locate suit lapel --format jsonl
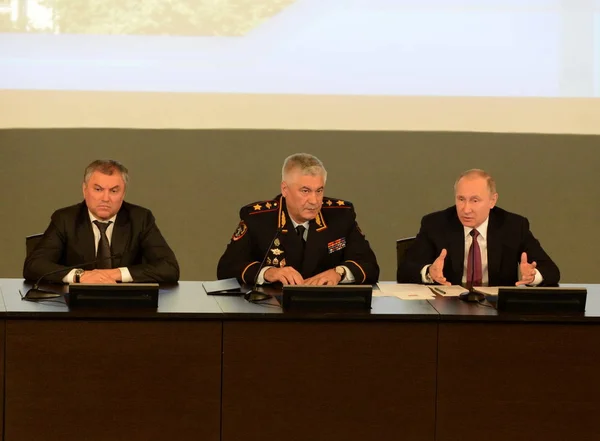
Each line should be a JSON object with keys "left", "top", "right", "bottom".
{"left": 110, "top": 206, "right": 131, "bottom": 267}
{"left": 278, "top": 200, "right": 303, "bottom": 271}
{"left": 301, "top": 219, "right": 324, "bottom": 276}
{"left": 278, "top": 229, "right": 302, "bottom": 270}
{"left": 447, "top": 212, "right": 465, "bottom": 284}
{"left": 76, "top": 204, "right": 97, "bottom": 265}
{"left": 486, "top": 211, "right": 502, "bottom": 285}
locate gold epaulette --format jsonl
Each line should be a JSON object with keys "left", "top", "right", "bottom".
{"left": 245, "top": 198, "right": 280, "bottom": 215}
{"left": 322, "top": 197, "right": 353, "bottom": 209}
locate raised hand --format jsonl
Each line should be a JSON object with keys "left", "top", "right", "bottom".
{"left": 516, "top": 252, "right": 537, "bottom": 286}
{"left": 429, "top": 248, "right": 450, "bottom": 286}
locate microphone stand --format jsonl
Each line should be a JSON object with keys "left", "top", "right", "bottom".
{"left": 245, "top": 227, "right": 284, "bottom": 302}
{"left": 24, "top": 254, "right": 122, "bottom": 301}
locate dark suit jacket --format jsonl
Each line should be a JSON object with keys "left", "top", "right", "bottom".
{"left": 23, "top": 201, "right": 180, "bottom": 283}
{"left": 397, "top": 206, "right": 560, "bottom": 286}
{"left": 217, "top": 195, "right": 379, "bottom": 284}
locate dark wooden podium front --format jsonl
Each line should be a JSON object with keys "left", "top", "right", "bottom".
{"left": 1, "top": 280, "right": 600, "bottom": 441}
{"left": 218, "top": 294, "right": 439, "bottom": 441}
{"left": 1, "top": 280, "right": 223, "bottom": 441}
{"left": 430, "top": 287, "right": 600, "bottom": 441}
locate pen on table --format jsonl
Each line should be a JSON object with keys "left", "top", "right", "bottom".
{"left": 433, "top": 287, "right": 446, "bottom": 295}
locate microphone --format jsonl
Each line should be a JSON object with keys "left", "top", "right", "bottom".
{"left": 459, "top": 234, "right": 484, "bottom": 303}
{"left": 23, "top": 253, "right": 122, "bottom": 301}
{"left": 244, "top": 226, "right": 284, "bottom": 302}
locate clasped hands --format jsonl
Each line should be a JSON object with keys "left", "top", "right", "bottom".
{"left": 428, "top": 249, "right": 537, "bottom": 286}
{"left": 79, "top": 269, "right": 122, "bottom": 284}
{"left": 264, "top": 266, "right": 341, "bottom": 286}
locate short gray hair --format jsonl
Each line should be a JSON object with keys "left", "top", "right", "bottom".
{"left": 83, "top": 159, "right": 129, "bottom": 186}
{"left": 282, "top": 153, "right": 327, "bottom": 183}
{"left": 454, "top": 169, "right": 496, "bottom": 194}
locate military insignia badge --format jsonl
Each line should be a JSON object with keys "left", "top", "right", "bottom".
{"left": 274, "top": 238, "right": 280, "bottom": 247}
{"left": 280, "top": 211, "right": 287, "bottom": 229}
{"left": 271, "top": 248, "right": 283, "bottom": 256}
{"left": 273, "top": 257, "right": 279, "bottom": 266}
{"left": 280, "top": 258, "right": 286, "bottom": 267}
{"left": 232, "top": 221, "right": 248, "bottom": 241}
{"left": 327, "top": 237, "right": 346, "bottom": 254}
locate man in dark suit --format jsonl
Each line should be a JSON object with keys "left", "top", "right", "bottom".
{"left": 398, "top": 169, "right": 559, "bottom": 287}
{"left": 23, "top": 159, "right": 179, "bottom": 284}
{"left": 217, "top": 153, "right": 379, "bottom": 285}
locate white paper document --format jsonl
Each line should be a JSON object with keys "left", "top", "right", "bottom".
{"left": 426, "top": 285, "right": 469, "bottom": 297}
{"left": 472, "top": 286, "right": 500, "bottom": 296}
{"left": 375, "top": 283, "right": 435, "bottom": 300}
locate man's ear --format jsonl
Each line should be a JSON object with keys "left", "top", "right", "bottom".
{"left": 281, "top": 181, "right": 288, "bottom": 197}
{"left": 490, "top": 192, "right": 498, "bottom": 208}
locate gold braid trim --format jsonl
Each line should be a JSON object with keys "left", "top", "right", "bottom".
{"left": 241, "top": 261, "right": 260, "bottom": 284}
{"left": 345, "top": 260, "right": 366, "bottom": 283}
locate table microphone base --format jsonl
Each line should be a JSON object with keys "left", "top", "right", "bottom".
{"left": 458, "top": 291, "right": 485, "bottom": 303}
{"left": 244, "top": 289, "right": 272, "bottom": 302}
{"left": 23, "top": 287, "right": 62, "bottom": 300}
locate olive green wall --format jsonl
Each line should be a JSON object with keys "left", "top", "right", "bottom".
{"left": 1, "top": 129, "right": 598, "bottom": 282}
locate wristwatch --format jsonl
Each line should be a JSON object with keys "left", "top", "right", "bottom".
{"left": 334, "top": 266, "right": 346, "bottom": 281}
{"left": 74, "top": 269, "right": 84, "bottom": 283}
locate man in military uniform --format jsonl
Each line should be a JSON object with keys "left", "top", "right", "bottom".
{"left": 217, "top": 153, "right": 379, "bottom": 286}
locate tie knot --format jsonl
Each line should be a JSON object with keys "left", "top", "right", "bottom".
{"left": 470, "top": 229, "right": 479, "bottom": 239}
{"left": 93, "top": 220, "right": 112, "bottom": 233}
{"left": 296, "top": 225, "right": 306, "bottom": 238}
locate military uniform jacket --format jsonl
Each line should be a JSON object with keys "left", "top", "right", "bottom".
{"left": 217, "top": 195, "right": 379, "bottom": 284}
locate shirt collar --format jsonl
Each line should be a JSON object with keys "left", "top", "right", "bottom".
{"left": 289, "top": 218, "right": 310, "bottom": 231}
{"left": 88, "top": 210, "right": 117, "bottom": 225}
{"left": 463, "top": 216, "right": 489, "bottom": 240}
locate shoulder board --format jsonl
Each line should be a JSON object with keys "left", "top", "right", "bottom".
{"left": 322, "top": 197, "right": 353, "bottom": 209}
{"left": 242, "top": 198, "right": 280, "bottom": 214}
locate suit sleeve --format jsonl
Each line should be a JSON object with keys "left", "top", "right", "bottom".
{"left": 341, "top": 209, "right": 380, "bottom": 284}
{"left": 23, "top": 211, "right": 72, "bottom": 283}
{"left": 520, "top": 218, "right": 560, "bottom": 286}
{"left": 216, "top": 210, "right": 261, "bottom": 284}
{"left": 397, "top": 216, "right": 437, "bottom": 283}
{"left": 126, "top": 211, "right": 180, "bottom": 283}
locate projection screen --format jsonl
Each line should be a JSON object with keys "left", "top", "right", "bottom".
{"left": 1, "top": 0, "right": 599, "bottom": 133}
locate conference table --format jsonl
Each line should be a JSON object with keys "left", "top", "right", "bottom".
{"left": 0, "top": 279, "right": 597, "bottom": 441}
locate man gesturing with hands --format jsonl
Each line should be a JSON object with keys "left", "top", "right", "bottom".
{"left": 397, "top": 169, "right": 560, "bottom": 287}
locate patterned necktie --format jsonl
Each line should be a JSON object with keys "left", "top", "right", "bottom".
{"left": 93, "top": 220, "right": 113, "bottom": 269}
{"left": 466, "top": 229, "right": 482, "bottom": 287}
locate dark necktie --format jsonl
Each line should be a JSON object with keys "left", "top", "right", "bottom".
{"left": 93, "top": 220, "right": 113, "bottom": 269}
{"left": 466, "top": 229, "right": 482, "bottom": 287}
{"left": 296, "top": 225, "right": 306, "bottom": 252}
